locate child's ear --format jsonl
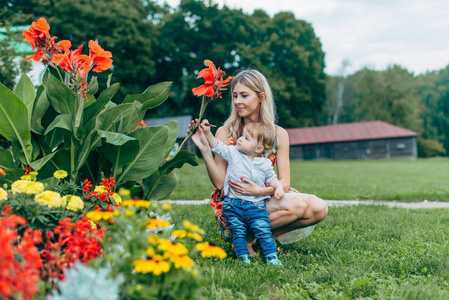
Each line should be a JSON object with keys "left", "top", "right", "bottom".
{"left": 255, "top": 145, "right": 264, "bottom": 154}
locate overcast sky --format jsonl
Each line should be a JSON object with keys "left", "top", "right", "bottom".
{"left": 161, "top": 0, "right": 449, "bottom": 76}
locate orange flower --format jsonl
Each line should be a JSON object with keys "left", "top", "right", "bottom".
{"left": 22, "top": 17, "right": 50, "bottom": 50}
{"left": 135, "top": 120, "right": 147, "bottom": 130}
{"left": 192, "top": 60, "right": 233, "bottom": 98}
{"left": 53, "top": 45, "right": 92, "bottom": 77}
{"left": 88, "top": 40, "right": 113, "bottom": 72}
{"left": 0, "top": 168, "right": 5, "bottom": 176}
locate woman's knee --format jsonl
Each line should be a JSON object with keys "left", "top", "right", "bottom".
{"left": 288, "top": 194, "right": 328, "bottom": 221}
{"left": 286, "top": 194, "right": 308, "bottom": 218}
{"left": 309, "top": 195, "right": 328, "bottom": 221}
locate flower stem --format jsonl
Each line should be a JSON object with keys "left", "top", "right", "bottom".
{"left": 172, "top": 95, "right": 209, "bottom": 158}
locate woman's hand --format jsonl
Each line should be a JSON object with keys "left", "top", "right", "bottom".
{"left": 188, "top": 119, "right": 210, "bottom": 152}
{"left": 229, "top": 177, "right": 261, "bottom": 196}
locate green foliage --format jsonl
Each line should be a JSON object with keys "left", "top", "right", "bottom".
{"left": 417, "top": 136, "right": 446, "bottom": 157}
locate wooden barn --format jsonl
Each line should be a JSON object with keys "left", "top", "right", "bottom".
{"left": 286, "top": 121, "right": 418, "bottom": 160}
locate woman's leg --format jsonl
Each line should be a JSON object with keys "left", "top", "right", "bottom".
{"left": 268, "top": 193, "right": 328, "bottom": 238}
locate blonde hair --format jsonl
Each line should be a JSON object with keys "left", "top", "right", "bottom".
{"left": 223, "top": 69, "right": 277, "bottom": 140}
{"left": 244, "top": 123, "right": 275, "bottom": 155}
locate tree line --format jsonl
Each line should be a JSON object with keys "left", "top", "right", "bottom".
{"left": 1, "top": 0, "right": 448, "bottom": 156}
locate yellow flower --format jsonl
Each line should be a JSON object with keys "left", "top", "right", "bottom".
{"left": 158, "top": 239, "right": 188, "bottom": 256}
{"left": 88, "top": 219, "right": 97, "bottom": 229}
{"left": 148, "top": 235, "right": 160, "bottom": 245}
{"left": 171, "top": 230, "right": 203, "bottom": 242}
{"left": 20, "top": 175, "right": 31, "bottom": 181}
{"left": 196, "top": 242, "right": 227, "bottom": 259}
{"left": 162, "top": 203, "right": 172, "bottom": 211}
{"left": 34, "top": 191, "right": 63, "bottom": 208}
{"left": 124, "top": 209, "right": 135, "bottom": 217}
{"left": 183, "top": 220, "right": 199, "bottom": 232}
{"left": 111, "top": 193, "right": 122, "bottom": 204}
{"left": 132, "top": 256, "right": 170, "bottom": 275}
{"left": 86, "top": 210, "right": 119, "bottom": 222}
{"left": 0, "top": 188, "right": 7, "bottom": 201}
{"left": 146, "top": 218, "right": 170, "bottom": 230}
{"left": 64, "top": 195, "right": 84, "bottom": 211}
{"left": 53, "top": 170, "right": 68, "bottom": 179}
{"left": 11, "top": 180, "right": 44, "bottom": 195}
{"left": 122, "top": 200, "right": 150, "bottom": 208}
{"left": 94, "top": 185, "right": 122, "bottom": 204}
{"left": 118, "top": 188, "right": 130, "bottom": 198}
{"left": 169, "top": 254, "right": 194, "bottom": 270}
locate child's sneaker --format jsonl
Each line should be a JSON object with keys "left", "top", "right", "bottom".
{"left": 266, "top": 254, "right": 283, "bottom": 267}
{"left": 239, "top": 255, "right": 251, "bottom": 264}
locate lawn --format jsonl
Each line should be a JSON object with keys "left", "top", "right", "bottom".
{"left": 171, "top": 204, "right": 449, "bottom": 299}
{"left": 169, "top": 157, "right": 449, "bottom": 201}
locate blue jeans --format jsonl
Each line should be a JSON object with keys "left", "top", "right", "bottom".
{"left": 223, "top": 197, "right": 277, "bottom": 258}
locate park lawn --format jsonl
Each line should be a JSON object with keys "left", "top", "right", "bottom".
{"left": 169, "top": 157, "right": 449, "bottom": 201}
{"left": 171, "top": 204, "right": 449, "bottom": 299}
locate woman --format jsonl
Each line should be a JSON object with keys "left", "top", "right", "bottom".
{"left": 190, "top": 69, "right": 328, "bottom": 251}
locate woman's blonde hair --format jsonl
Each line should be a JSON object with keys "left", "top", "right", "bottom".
{"left": 223, "top": 69, "right": 277, "bottom": 140}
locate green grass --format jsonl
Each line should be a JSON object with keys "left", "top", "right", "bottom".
{"left": 170, "top": 158, "right": 449, "bottom": 201}
{"left": 171, "top": 204, "right": 449, "bottom": 299}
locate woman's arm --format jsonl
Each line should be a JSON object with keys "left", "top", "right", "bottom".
{"left": 274, "top": 127, "right": 291, "bottom": 192}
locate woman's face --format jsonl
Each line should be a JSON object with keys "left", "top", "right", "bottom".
{"left": 232, "top": 82, "right": 262, "bottom": 119}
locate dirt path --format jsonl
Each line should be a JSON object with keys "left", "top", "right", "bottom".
{"left": 160, "top": 199, "right": 449, "bottom": 209}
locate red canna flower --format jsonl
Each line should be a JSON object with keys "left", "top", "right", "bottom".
{"left": 136, "top": 120, "right": 148, "bottom": 130}
{"left": 88, "top": 40, "right": 113, "bottom": 72}
{"left": 52, "top": 45, "right": 92, "bottom": 78}
{"left": 192, "top": 60, "right": 233, "bottom": 99}
{"left": 0, "top": 167, "right": 5, "bottom": 176}
{"left": 22, "top": 17, "right": 50, "bottom": 50}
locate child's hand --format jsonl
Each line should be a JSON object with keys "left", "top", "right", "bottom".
{"left": 274, "top": 187, "right": 284, "bottom": 200}
{"left": 200, "top": 119, "right": 211, "bottom": 135}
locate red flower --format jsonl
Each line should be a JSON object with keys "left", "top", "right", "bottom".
{"left": 192, "top": 60, "right": 233, "bottom": 98}
{"left": 88, "top": 40, "right": 113, "bottom": 72}
{"left": 136, "top": 120, "right": 148, "bottom": 129}
{"left": 0, "top": 167, "right": 5, "bottom": 176}
{"left": 53, "top": 45, "right": 92, "bottom": 78}
{"left": 22, "top": 17, "right": 50, "bottom": 50}
{"left": 82, "top": 179, "right": 92, "bottom": 193}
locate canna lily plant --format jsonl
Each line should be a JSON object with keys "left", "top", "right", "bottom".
{"left": 0, "top": 18, "right": 197, "bottom": 200}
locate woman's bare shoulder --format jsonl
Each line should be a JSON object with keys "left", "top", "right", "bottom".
{"left": 276, "top": 126, "right": 289, "bottom": 143}
{"left": 215, "top": 126, "right": 230, "bottom": 145}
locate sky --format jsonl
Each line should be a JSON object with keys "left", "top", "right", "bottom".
{"left": 160, "top": 0, "right": 449, "bottom": 76}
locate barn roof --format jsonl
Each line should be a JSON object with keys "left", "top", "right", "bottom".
{"left": 286, "top": 121, "right": 418, "bottom": 146}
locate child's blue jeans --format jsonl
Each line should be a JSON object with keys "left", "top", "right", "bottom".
{"left": 222, "top": 197, "right": 277, "bottom": 258}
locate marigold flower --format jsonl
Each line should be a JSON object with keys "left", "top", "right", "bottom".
{"left": 183, "top": 220, "right": 199, "bottom": 232}
{"left": 148, "top": 235, "right": 160, "bottom": 245}
{"left": 172, "top": 230, "right": 203, "bottom": 242}
{"left": 86, "top": 210, "right": 119, "bottom": 222}
{"left": 158, "top": 239, "right": 188, "bottom": 256}
{"left": 64, "top": 195, "right": 84, "bottom": 211}
{"left": 146, "top": 218, "right": 170, "bottom": 230}
{"left": 11, "top": 180, "right": 44, "bottom": 195}
{"left": 192, "top": 60, "right": 233, "bottom": 98}
{"left": 34, "top": 191, "right": 63, "bottom": 208}
{"left": 122, "top": 199, "right": 150, "bottom": 208}
{"left": 0, "top": 167, "right": 5, "bottom": 176}
{"left": 132, "top": 256, "right": 170, "bottom": 275}
{"left": 53, "top": 170, "right": 68, "bottom": 179}
{"left": 88, "top": 40, "right": 113, "bottom": 72}
{"left": 0, "top": 188, "right": 7, "bottom": 201}
{"left": 196, "top": 242, "right": 227, "bottom": 259}
{"left": 20, "top": 175, "right": 31, "bottom": 181}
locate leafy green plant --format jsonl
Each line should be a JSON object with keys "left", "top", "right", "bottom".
{"left": 0, "top": 18, "right": 197, "bottom": 199}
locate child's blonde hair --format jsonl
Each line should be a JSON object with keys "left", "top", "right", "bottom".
{"left": 244, "top": 123, "right": 275, "bottom": 155}
{"left": 223, "top": 69, "right": 277, "bottom": 140}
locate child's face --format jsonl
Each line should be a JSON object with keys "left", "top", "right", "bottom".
{"left": 236, "top": 129, "right": 261, "bottom": 155}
